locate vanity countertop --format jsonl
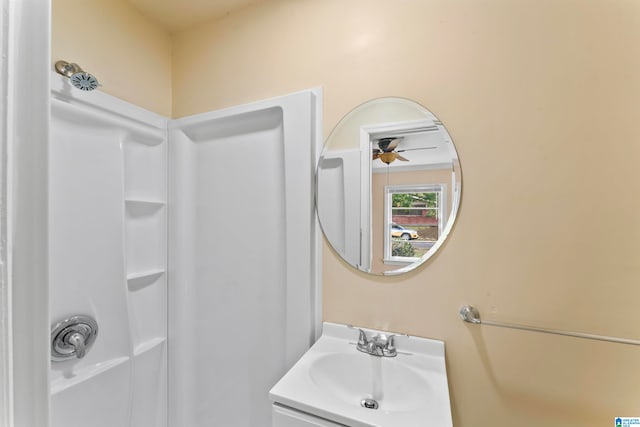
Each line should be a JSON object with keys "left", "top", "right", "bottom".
{"left": 269, "top": 322, "right": 453, "bottom": 427}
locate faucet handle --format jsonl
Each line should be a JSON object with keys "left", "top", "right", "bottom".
{"left": 356, "top": 329, "right": 374, "bottom": 354}
{"left": 65, "top": 331, "right": 86, "bottom": 359}
{"left": 384, "top": 335, "right": 397, "bottom": 356}
{"left": 357, "top": 329, "right": 369, "bottom": 346}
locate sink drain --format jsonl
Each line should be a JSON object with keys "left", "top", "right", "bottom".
{"left": 360, "top": 398, "right": 379, "bottom": 410}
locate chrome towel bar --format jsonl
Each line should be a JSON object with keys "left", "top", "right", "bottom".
{"left": 459, "top": 305, "right": 640, "bottom": 347}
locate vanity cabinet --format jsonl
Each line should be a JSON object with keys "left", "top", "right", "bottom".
{"left": 273, "top": 405, "right": 347, "bottom": 427}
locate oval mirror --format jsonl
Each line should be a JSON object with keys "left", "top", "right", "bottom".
{"left": 316, "top": 98, "right": 462, "bottom": 275}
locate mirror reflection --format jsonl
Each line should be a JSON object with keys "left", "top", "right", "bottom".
{"left": 317, "top": 98, "right": 462, "bottom": 275}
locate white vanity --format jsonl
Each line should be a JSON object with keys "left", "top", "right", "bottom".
{"left": 272, "top": 405, "right": 346, "bottom": 427}
{"left": 270, "top": 322, "right": 453, "bottom": 427}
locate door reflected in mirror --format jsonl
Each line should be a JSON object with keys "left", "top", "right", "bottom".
{"left": 316, "top": 98, "right": 462, "bottom": 276}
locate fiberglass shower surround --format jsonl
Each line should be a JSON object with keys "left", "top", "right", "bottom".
{"left": 49, "top": 71, "right": 321, "bottom": 427}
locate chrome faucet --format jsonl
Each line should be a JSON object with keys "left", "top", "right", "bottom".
{"left": 356, "top": 329, "right": 397, "bottom": 357}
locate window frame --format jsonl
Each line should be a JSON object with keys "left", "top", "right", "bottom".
{"left": 383, "top": 183, "right": 447, "bottom": 265}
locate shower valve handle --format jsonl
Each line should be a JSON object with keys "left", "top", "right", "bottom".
{"left": 64, "top": 332, "right": 86, "bottom": 359}
{"left": 51, "top": 315, "right": 98, "bottom": 362}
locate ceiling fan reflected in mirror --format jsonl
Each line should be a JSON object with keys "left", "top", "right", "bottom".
{"left": 372, "top": 137, "right": 437, "bottom": 165}
{"left": 372, "top": 137, "right": 407, "bottom": 164}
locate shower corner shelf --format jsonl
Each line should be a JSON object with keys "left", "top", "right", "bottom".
{"left": 123, "top": 133, "right": 166, "bottom": 147}
{"left": 126, "top": 269, "right": 165, "bottom": 291}
{"left": 125, "top": 198, "right": 166, "bottom": 207}
{"left": 134, "top": 337, "right": 166, "bottom": 357}
{"left": 125, "top": 199, "right": 166, "bottom": 219}
{"left": 127, "top": 269, "right": 165, "bottom": 281}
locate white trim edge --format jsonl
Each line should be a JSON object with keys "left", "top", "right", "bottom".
{"left": 5, "top": 0, "right": 51, "bottom": 426}
{"left": 0, "top": 0, "right": 12, "bottom": 422}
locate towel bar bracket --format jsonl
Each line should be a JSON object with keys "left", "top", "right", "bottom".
{"left": 459, "top": 305, "right": 640, "bottom": 347}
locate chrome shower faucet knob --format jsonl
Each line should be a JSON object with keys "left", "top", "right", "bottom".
{"left": 51, "top": 315, "right": 98, "bottom": 362}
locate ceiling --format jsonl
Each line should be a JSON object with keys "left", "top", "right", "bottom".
{"left": 126, "top": 0, "right": 265, "bottom": 33}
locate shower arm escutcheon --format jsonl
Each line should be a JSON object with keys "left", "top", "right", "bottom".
{"left": 51, "top": 315, "right": 98, "bottom": 362}
{"left": 54, "top": 60, "right": 84, "bottom": 78}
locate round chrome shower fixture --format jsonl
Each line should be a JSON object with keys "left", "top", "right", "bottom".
{"left": 50, "top": 315, "right": 99, "bottom": 362}
{"left": 55, "top": 60, "right": 100, "bottom": 91}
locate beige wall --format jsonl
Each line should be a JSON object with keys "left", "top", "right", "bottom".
{"left": 52, "top": 0, "right": 172, "bottom": 116}
{"left": 53, "top": 0, "right": 640, "bottom": 425}
{"left": 173, "top": 1, "right": 640, "bottom": 426}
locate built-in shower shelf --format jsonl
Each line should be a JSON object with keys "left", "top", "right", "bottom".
{"left": 124, "top": 132, "right": 165, "bottom": 147}
{"left": 134, "top": 337, "right": 166, "bottom": 357}
{"left": 124, "top": 199, "right": 166, "bottom": 207}
{"left": 127, "top": 269, "right": 165, "bottom": 281}
{"left": 127, "top": 269, "right": 165, "bottom": 291}
{"left": 51, "top": 356, "right": 130, "bottom": 395}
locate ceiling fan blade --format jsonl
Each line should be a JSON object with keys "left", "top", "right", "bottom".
{"left": 377, "top": 137, "right": 401, "bottom": 152}
{"left": 386, "top": 139, "right": 399, "bottom": 151}
{"left": 372, "top": 152, "right": 380, "bottom": 160}
{"left": 397, "top": 146, "right": 438, "bottom": 152}
{"left": 396, "top": 154, "right": 410, "bottom": 162}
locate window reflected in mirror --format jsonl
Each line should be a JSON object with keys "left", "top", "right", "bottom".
{"left": 383, "top": 186, "right": 444, "bottom": 265}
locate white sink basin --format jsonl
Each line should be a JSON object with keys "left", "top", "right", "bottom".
{"left": 270, "top": 322, "right": 452, "bottom": 427}
{"left": 309, "top": 352, "right": 431, "bottom": 413}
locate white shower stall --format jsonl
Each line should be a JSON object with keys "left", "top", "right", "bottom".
{"left": 48, "top": 72, "right": 321, "bottom": 427}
